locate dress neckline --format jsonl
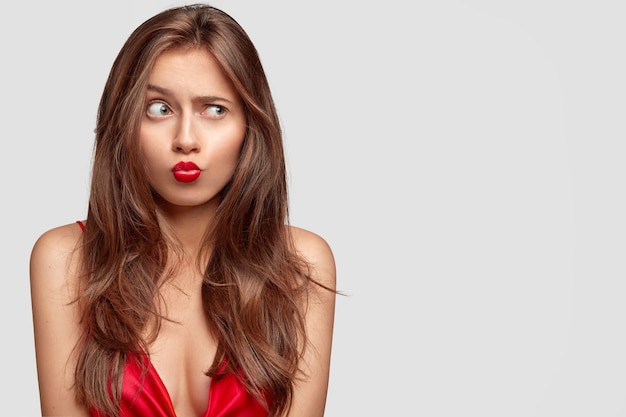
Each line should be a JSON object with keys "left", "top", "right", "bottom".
{"left": 128, "top": 353, "right": 215, "bottom": 417}
{"left": 147, "top": 357, "right": 213, "bottom": 417}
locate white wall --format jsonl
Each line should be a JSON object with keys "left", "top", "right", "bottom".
{"left": 4, "top": 1, "right": 626, "bottom": 415}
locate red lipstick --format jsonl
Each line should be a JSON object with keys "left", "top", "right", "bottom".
{"left": 172, "top": 161, "right": 201, "bottom": 183}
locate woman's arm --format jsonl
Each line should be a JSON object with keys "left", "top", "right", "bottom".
{"left": 288, "top": 226, "right": 337, "bottom": 417}
{"left": 30, "top": 224, "right": 90, "bottom": 417}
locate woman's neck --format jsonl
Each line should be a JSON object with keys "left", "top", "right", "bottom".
{"left": 156, "top": 200, "right": 218, "bottom": 257}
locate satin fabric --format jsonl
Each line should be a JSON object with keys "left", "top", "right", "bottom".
{"left": 90, "top": 353, "right": 268, "bottom": 417}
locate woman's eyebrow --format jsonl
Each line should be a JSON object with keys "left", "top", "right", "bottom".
{"left": 194, "top": 95, "right": 234, "bottom": 104}
{"left": 146, "top": 84, "right": 234, "bottom": 104}
{"left": 146, "top": 83, "right": 170, "bottom": 95}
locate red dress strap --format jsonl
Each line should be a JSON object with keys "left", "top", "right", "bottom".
{"left": 76, "top": 220, "right": 85, "bottom": 232}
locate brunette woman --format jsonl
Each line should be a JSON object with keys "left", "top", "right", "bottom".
{"left": 30, "top": 4, "right": 336, "bottom": 417}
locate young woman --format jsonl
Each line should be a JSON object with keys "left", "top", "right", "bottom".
{"left": 30, "top": 4, "right": 336, "bottom": 417}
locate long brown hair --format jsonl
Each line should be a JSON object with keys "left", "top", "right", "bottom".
{"left": 75, "top": 4, "right": 309, "bottom": 416}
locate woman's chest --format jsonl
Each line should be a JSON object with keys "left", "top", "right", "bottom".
{"left": 145, "top": 283, "right": 218, "bottom": 416}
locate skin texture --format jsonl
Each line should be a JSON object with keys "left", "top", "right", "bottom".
{"left": 30, "top": 47, "right": 336, "bottom": 417}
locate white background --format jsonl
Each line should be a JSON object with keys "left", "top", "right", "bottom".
{"left": 3, "top": 1, "right": 626, "bottom": 415}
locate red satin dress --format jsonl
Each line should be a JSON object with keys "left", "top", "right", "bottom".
{"left": 89, "top": 353, "right": 267, "bottom": 417}
{"left": 78, "top": 222, "right": 268, "bottom": 417}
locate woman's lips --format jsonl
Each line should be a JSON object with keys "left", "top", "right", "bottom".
{"left": 172, "top": 161, "right": 201, "bottom": 183}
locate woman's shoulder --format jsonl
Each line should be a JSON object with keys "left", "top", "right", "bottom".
{"left": 288, "top": 225, "right": 336, "bottom": 290}
{"left": 30, "top": 221, "right": 89, "bottom": 416}
{"left": 31, "top": 221, "right": 84, "bottom": 258}
{"left": 30, "top": 221, "right": 84, "bottom": 290}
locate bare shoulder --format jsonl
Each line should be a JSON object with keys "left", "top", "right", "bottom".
{"left": 30, "top": 222, "right": 84, "bottom": 287}
{"left": 30, "top": 222, "right": 89, "bottom": 416}
{"left": 30, "top": 222, "right": 86, "bottom": 311}
{"left": 288, "top": 225, "right": 336, "bottom": 290}
{"left": 286, "top": 227, "right": 337, "bottom": 415}
{"left": 32, "top": 222, "right": 84, "bottom": 253}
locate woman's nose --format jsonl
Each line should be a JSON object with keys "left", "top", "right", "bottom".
{"left": 172, "top": 115, "right": 200, "bottom": 153}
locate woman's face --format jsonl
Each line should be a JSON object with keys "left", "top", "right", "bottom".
{"left": 139, "top": 47, "right": 246, "bottom": 211}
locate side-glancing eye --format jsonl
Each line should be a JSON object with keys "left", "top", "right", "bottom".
{"left": 147, "top": 102, "right": 171, "bottom": 117}
{"left": 206, "top": 105, "right": 226, "bottom": 118}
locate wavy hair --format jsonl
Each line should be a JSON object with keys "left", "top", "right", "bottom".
{"left": 75, "top": 5, "right": 309, "bottom": 417}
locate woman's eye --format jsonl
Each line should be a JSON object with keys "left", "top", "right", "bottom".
{"left": 206, "top": 105, "right": 226, "bottom": 118}
{"left": 147, "top": 102, "right": 171, "bottom": 117}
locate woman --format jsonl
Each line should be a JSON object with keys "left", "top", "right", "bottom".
{"left": 30, "top": 4, "right": 336, "bottom": 417}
